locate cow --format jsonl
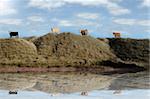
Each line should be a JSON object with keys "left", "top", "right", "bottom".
{"left": 9, "top": 32, "right": 19, "bottom": 38}
{"left": 113, "top": 32, "right": 121, "bottom": 38}
{"left": 80, "top": 29, "right": 88, "bottom": 36}
{"left": 51, "top": 27, "right": 60, "bottom": 34}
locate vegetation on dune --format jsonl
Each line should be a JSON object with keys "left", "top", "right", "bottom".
{"left": 0, "top": 33, "right": 115, "bottom": 67}
{"left": 0, "top": 33, "right": 149, "bottom": 69}
{"left": 33, "top": 32, "right": 115, "bottom": 66}
{"left": 107, "top": 38, "right": 149, "bottom": 69}
{"left": 0, "top": 38, "right": 46, "bottom": 67}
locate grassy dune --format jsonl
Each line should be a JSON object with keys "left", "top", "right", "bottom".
{"left": 0, "top": 33, "right": 149, "bottom": 70}
{"left": 107, "top": 38, "right": 149, "bottom": 69}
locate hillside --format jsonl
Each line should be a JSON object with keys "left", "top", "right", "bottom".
{"left": 108, "top": 38, "right": 149, "bottom": 69}
{"left": 33, "top": 33, "right": 115, "bottom": 66}
{"left": 0, "top": 33, "right": 149, "bottom": 71}
{"left": 0, "top": 38, "right": 39, "bottom": 66}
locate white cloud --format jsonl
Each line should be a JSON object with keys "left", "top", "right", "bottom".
{"left": 142, "top": 0, "right": 150, "bottom": 7}
{"left": 113, "top": 18, "right": 150, "bottom": 26}
{"left": 75, "top": 19, "right": 99, "bottom": 26}
{"left": 28, "top": 0, "right": 130, "bottom": 16}
{"left": 0, "top": 19, "right": 22, "bottom": 25}
{"left": 0, "top": 0, "right": 17, "bottom": 16}
{"left": 52, "top": 18, "right": 99, "bottom": 27}
{"left": 107, "top": 6, "right": 130, "bottom": 15}
{"left": 76, "top": 13, "right": 100, "bottom": 20}
{"left": 137, "top": 20, "right": 150, "bottom": 26}
{"left": 28, "top": 0, "right": 65, "bottom": 10}
{"left": 64, "top": 0, "right": 109, "bottom": 6}
{"left": 58, "top": 20, "right": 74, "bottom": 27}
{"left": 68, "top": 0, "right": 130, "bottom": 15}
{"left": 113, "top": 18, "right": 136, "bottom": 25}
{"left": 27, "top": 16, "right": 44, "bottom": 22}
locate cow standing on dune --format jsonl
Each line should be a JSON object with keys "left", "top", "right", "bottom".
{"left": 80, "top": 29, "right": 88, "bottom": 36}
{"left": 9, "top": 32, "right": 19, "bottom": 38}
{"left": 113, "top": 32, "right": 121, "bottom": 38}
{"left": 51, "top": 28, "right": 60, "bottom": 34}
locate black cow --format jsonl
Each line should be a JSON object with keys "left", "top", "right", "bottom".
{"left": 9, "top": 32, "right": 19, "bottom": 38}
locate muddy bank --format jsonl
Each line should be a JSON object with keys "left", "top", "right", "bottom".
{"left": 0, "top": 66, "right": 111, "bottom": 73}
{"left": 0, "top": 61, "right": 145, "bottom": 74}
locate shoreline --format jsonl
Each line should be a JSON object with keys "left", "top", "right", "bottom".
{"left": 0, "top": 65, "right": 146, "bottom": 74}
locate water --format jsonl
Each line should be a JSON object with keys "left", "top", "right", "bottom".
{"left": 0, "top": 90, "right": 149, "bottom": 99}
{"left": 0, "top": 71, "right": 149, "bottom": 99}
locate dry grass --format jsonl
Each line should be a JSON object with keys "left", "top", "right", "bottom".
{"left": 0, "top": 33, "right": 115, "bottom": 67}
{"left": 107, "top": 38, "right": 149, "bottom": 69}
{"left": 0, "top": 38, "right": 46, "bottom": 67}
{"left": 0, "top": 33, "right": 148, "bottom": 68}
{"left": 33, "top": 32, "right": 115, "bottom": 66}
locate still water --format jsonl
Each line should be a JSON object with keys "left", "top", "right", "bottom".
{"left": 0, "top": 71, "right": 149, "bottom": 99}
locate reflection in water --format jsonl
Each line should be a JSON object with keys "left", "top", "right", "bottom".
{"left": 0, "top": 71, "right": 149, "bottom": 94}
{"left": 81, "top": 91, "right": 88, "bottom": 96}
{"left": 0, "top": 89, "right": 149, "bottom": 99}
{"left": 109, "top": 71, "right": 150, "bottom": 90}
{"left": 0, "top": 72, "right": 114, "bottom": 93}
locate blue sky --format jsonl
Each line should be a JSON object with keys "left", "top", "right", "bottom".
{"left": 0, "top": 0, "right": 149, "bottom": 38}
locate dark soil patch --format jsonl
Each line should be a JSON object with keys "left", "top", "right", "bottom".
{"left": 0, "top": 61, "right": 146, "bottom": 74}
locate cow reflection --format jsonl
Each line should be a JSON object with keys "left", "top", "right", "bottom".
{"left": 113, "top": 90, "right": 122, "bottom": 94}
{"left": 9, "top": 91, "right": 18, "bottom": 95}
{"left": 81, "top": 91, "right": 88, "bottom": 96}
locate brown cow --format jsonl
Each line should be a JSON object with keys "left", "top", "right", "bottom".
{"left": 113, "top": 32, "right": 121, "bottom": 38}
{"left": 80, "top": 29, "right": 88, "bottom": 35}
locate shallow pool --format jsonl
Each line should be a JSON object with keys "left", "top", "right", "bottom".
{"left": 0, "top": 89, "right": 149, "bottom": 99}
